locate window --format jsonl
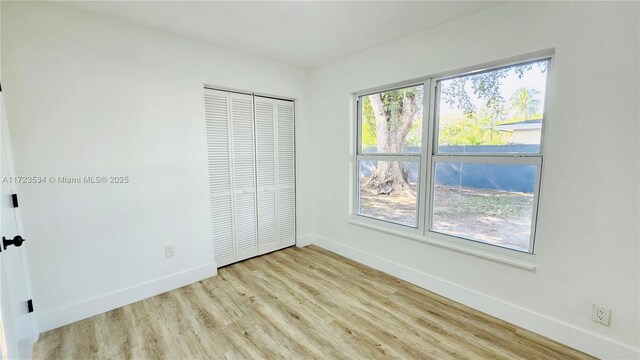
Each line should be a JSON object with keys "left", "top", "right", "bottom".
{"left": 354, "top": 56, "right": 551, "bottom": 253}
{"left": 356, "top": 85, "right": 424, "bottom": 228}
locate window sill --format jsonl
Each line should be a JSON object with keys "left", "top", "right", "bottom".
{"left": 348, "top": 217, "right": 537, "bottom": 271}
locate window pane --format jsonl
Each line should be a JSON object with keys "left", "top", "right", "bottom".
{"left": 361, "top": 85, "right": 424, "bottom": 154}
{"left": 437, "top": 59, "right": 549, "bottom": 154}
{"left": 358, "top": 160, "right": 419, "bottom": 227}
{"left": 431, "top": 162, "right": 537, "bottom": 251}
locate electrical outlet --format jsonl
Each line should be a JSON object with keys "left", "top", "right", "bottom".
{"left": 592, "top": 304, "right": 611, "bottom": 326}
{"left": 165, "top": 245, "right": 175, "bottom": 257}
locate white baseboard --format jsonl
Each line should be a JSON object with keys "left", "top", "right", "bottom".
{"left": 296, "top": 233, "right": 314, "bottom": 247}
{"left": 35, "top": 262, "right": 218, "bottom": 333}
{"left": 312, "top": 234, "right": 639, "bottom": 360}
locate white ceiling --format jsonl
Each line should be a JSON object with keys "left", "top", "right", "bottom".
{"left": 60, "top": 1, "right": 502, "bottom": 68}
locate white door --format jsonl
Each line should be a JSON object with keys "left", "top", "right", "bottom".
{"left": 0, "top": 89, "right": 34, "bottom": 360}
{"left": 205, "top": 89, "right": 259, "bottom": 267}
{"left": 205, "top": 89, "right": 235, "bottom": 267}
{"left": 254, "top": 98, "right": 278, "bottom": 254}
{"left": 229, "top": 93, "right": 258, "bottom": 262}
{"left": 254, "top": 97, "right": 296, "bottom": 252}
{"left": 275, "top": 100, "right": 296, "bottom": 249}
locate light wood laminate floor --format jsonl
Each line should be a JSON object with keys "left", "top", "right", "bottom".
{"left": 34, "top": 245, "right": 594, "bottom": 359}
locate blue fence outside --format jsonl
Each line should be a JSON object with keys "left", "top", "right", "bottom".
{"left": 360, "top": 145, "right": 539, "bottom": 193}
{"left": 434, "top": 162, "right": 536, "bottom": 193}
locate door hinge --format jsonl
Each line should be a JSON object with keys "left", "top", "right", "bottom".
{"left": 27, "top": 299, "right": 34, "bottom": 313}
{"left": 11, "top": 194, "right": 19, "bottom": 208}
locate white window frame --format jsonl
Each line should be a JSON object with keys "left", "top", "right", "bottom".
{"left": 351, "top": 51, "right": 554, "bottom": 264}
{"left": 353, "top": 80, "right": 430, "bottom": 232}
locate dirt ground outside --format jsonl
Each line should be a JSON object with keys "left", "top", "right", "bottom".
{"left": 359, "top": 182, "right": 534, "bottom": 251}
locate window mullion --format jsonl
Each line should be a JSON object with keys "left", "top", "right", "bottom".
{"left": 354, "top": 96, "right": 361, "bottom": 217}
{"left": 414, "top": 80, "right": 429, "bottom": 232}
{"left": 356, "top": 97, "right": 363, "bottom": 155}
{"left": 422, "top": 79, "right": 436, "bottom": 235}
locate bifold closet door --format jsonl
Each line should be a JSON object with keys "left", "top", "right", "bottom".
{"left": 205, "top": 89, "right": 258, "bottom": 267}
{"left": 255, "top": 97, "right": 296, "bottom": 252}
{"left": 254, "top": 98, "right": 279, "bottom": 254}
{"left": 276, "top": 100, "right": 296, "bottom": 248}
{"left": 229, "top": 93, "right": 259, "bottom": 262}
{"left": 205, "top": 89, "right": 235, "bottom": 267}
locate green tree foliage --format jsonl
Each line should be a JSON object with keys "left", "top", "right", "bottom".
{"left": 439, "top": 111, "right": 509, "bottom": 146}
{"left": 509, "top": 87, "right": 541, "bottom": 120}
{"left": 404, "top": 120, "right": 422, "bottom": 147}
{"left": 361, "top": 96, "right": 377, "bottom": 150}
{"left": 441, "top": 62, "right": 546, "bottom": 116}
{"left": 439, "top": 62, "right": 546, "bottom": 146}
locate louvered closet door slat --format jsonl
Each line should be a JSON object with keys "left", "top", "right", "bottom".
{"left": 230, "top": 93, "right": 258, "bottom": 260}
{"left": 205, "top": 90, "right": 232, "bottom": 194}
{"left": 276, "top": 100, "right": 296, "bottom": 248}
{"left": 278, "top": 187, "right": 296, "bottom": 247}
{"left": 234, "top": 192, "right": 258, "bottom": 260}
{"left": 210, "top": 195, "right": 234, "bottom": 266}
{"left": 231, "top": 95, "right": 256, "bottom": 190}
{"left": 255, "top": 99, "right": 276, "bottom": 188}
{"left": 257, "top": 189, "right": 278, "bottom": 253}
{"left": 254, "top": 97, "right": 278, "bottom": 254}
{"left": 204, "top": 89, "right": 235, "bottom": 267}
{"left": 277, "top": 102, "right": 295, "bottom": 186}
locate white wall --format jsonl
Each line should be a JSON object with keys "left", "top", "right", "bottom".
{"left": 1, "top": 1, "right": 312, "bottom": 331}
{"left": 309, "top": 1, "right": 639, "bottom": 358}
